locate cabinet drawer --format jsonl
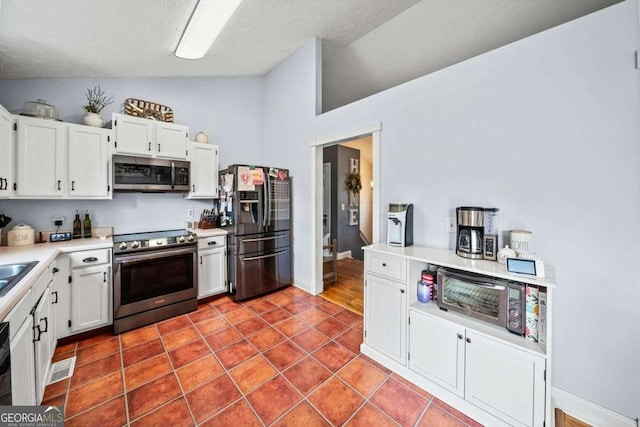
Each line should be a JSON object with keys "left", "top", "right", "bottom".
{"left": 366, "top": 252, "right": 407, "bottom": 281}
{"left": 3, "top": 288, "right": 33, "bottom": 340}
{"left": 70, "top": 249, "right": 110, "bottom": 267}
{"left": 198, "top": 236, "right": 226, "bottom": 250}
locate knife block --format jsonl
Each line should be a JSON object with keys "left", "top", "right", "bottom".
{"left": 198, "top": 218, "right": 217, "bottom": 229}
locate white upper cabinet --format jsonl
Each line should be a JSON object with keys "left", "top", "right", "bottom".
{"left": 67, "top": 124, "right": 111, "bottom": 198}
{"left": 0, "top": 104, "right": 15, "bottom": 198}
{"left": 187, "top": 142, "right": 218, "bottom": 199}
{"left": 157, "top": 122, "right": 189, "bottom": 159}
{"left": 113, "top": 113, "right": 188, "bottom": 160}
{"left": 15, "top": 116, "right": 65, "bottom": 198}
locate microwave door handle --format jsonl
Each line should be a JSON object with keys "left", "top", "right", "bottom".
{"left": 171, "top": 162, "right": 176, "bottom": 189}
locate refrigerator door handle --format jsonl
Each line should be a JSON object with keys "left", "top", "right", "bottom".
{"left": 243, "top": 249, "right": 287, "bottom": 262}
{"left": 262, "top": 174, "right": 268, "bottom": 227}
{"left": 266, "top": 174, "right": 272, "bottom": 226}
{"left": 242, "top": 234, "right": 287, "bottom": 243}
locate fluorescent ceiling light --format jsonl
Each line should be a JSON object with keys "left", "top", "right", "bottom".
{"left": 175, "top": 0, "right": 243, "bottom": 60}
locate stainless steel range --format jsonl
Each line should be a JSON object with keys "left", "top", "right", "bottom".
{"left": 113, "top": 229, "right": 198, "bottom": 334}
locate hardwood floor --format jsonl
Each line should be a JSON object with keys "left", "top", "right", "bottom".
{"left": 320, "top": 258, "right": 364, "bottom": 315}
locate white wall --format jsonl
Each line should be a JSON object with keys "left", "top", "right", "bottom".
{"left": 0, "top": 76, "right": 263, "bottom": 233}
{"left": 264, "top": 1, "right": 640, "bottom": 419}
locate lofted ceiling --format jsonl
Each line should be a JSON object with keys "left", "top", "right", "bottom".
{"left": 0, "top": 0, "right": 419, "bottom": 79}
{"left": 0, "top": 0, "right": 624, "bottom": 110}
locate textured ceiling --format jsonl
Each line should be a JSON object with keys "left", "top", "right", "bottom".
{"left": 0, "top": 0, "right": 419, "bottom": 79}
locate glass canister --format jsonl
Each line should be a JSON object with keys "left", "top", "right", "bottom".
{"left": 22, "top": 99, "right": 60, "bottom": 121}
{"left": 417, "top": 280, "right": 431, "bottom": 303}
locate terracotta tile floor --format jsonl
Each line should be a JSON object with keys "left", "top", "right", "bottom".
{"left": 46, "top": 287, "right": 483, "bottom": 426}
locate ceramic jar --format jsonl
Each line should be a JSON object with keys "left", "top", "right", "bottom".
{"left": 497, "top": 245, "right": 516, "bottom": 264}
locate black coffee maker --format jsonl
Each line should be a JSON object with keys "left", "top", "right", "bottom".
{"left": 456, "top": 207, "right": 484, "bottom": 259}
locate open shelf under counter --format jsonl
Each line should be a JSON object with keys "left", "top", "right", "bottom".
{"left": 365, "top": 243, "right": 555, "bottom": 288}
{"left": 409, "top": 300, "right": 547, "bottom": 358}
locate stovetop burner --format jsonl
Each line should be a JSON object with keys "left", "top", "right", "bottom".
{"left": 113, "top": 229, "right": 197, "bottom": 254}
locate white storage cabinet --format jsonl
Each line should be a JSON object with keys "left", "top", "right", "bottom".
{"left": 187, "top": 142, "right": 218, "bottom": 199}
{"left": 112, "top": 113, "right": 189, "bottom": 160}
{"left": 197, "top": 235, "right": 227, "bottom": 298}
{"left": 363, "top": 252, "right": 407, "bottom": 364}
{"left": 67, "top": 124, "right": 111, "bottom": 198}
{"left": 69, "top": 249, "right": 112, "bottom": 333}
{"left": 3, "top": 288, "right": 36, "bottom": 405}
{"left": 0, "top": 104, "right": 15, "bottom": 197}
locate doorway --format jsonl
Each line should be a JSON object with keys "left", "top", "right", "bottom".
{"left": 310, "top": 123, "right": 382, "bottom": 313}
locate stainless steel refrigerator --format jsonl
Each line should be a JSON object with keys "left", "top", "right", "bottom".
{"left": 218, "top": 165, "right": 292, "bottom": 301}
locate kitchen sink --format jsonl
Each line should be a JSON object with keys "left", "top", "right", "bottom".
{"left": 0, "top": 261, "right": 39, "bottom": 296}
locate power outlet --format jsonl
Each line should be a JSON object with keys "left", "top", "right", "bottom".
{"left": 446, "top": 217, "right": 456, "bottom": 233}
{"left": 51, "top": 215, "right": 66, "bottom": 225}
{"left": 187, "top": 209, "right": 194, "bottom": 219}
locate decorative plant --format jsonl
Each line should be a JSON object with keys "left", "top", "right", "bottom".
{"left": 83, "top": 85, "right": 114, "bottom": 114}
{"left": 344, "top": 172, "right": 362, "bottom": 193}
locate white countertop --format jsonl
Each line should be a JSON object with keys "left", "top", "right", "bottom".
{"left": 0, "top": 238, "right": 113, "bottom": 319}
{"left": 364, "top": 243, "right": 555, "bottom": 287}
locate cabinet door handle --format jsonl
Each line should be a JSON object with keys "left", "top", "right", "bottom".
{"left": 457, "top": 334, "right": 463, "bottom": 340}
{"left": 148, "top": 142, "right": 152, "bottom": 151}
{"left": 200, "top": 256, "right": 203, "bottom": 265}
{"left": 41, "top": 317, "right": 48, "bottom": 333}
{"left": 71, "top": 180, "right": 75, "bottom": 191}
{"left": 33, "top": 325, "right": 42, "bottom": 342}
{"left": 208, "top": 241, "right": 217, "bottom": 246}
{"left": 466, "top": 338, "right": 471, "bottom": 343}
{"left": 158, "top": 143, "right": 161, "bottom": 152}
{"left": 192, "top": 184, "right": 196, "bottom": 192}
{"left": 382, "top": 263, "right": 387, "bottom": 267}
{"left": 57, "top": 180, "right": 61, "bottom": 191}
{"left": 82, "top": 257, "right": 98, "bottom": 263}
{"left": 52, "top": 291, "right": 58, "bottom": 304}
{"left": 103, "top": 271, "right": 107, "bottom": 283}
{"left": 1, "top": 178, "right": 5, "bottom": 190}
{"left": 400, "top": 289, "right": 405, "bottom": 294}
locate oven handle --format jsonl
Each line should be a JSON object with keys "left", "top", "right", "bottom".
{"left": 243, "top": 249, "right": 287, "bottom": 262}
{"left": 445, "top": 271, "right": 506, "bottom": 290}
{"left": 242, "top": 234, "right": 287, "bottom": 243}
{"left": 114, "top": 246, "right": 196, "bottom": 264}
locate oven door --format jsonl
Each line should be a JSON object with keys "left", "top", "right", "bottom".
{"left": 436, "top": 269, "right": 507, "bottom": 326}
{"left": 114, "top": 246, "right": 197, "bottom": 319}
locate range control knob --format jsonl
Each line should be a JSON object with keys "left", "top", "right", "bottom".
{"left": 178, "top": 236, "right": 186, "bottom": 243}
{"left": 187, "top": 235, "right": 195, "bottom": 242}
{"left": 131, "top": 241, "right": 140, "bottom": 249}
{"left": 119, "top": 242, "right": 128, "bottom": 250}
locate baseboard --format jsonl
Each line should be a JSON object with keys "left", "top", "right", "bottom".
{"left": 337, "top": 250, "right": 351, "bottom": 260}
{"left": 552, "top": 386, "right": 637, "bottom": 427}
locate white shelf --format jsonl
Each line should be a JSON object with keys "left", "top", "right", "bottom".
{"left": 409, "top": 301, "right": 547, "bottom": 358}
{"left": 365, "top": 243, "right": 555, "bottom": 288}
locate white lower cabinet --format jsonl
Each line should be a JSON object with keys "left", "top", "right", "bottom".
{"left": 198, "top": 236, "right": 227, "bottom": 298}
{"left": 364, "top": 273, "right": 407, "bottom": 364}
{"left": 33, "top": 286, "right": 53, "bottom": 403}
{"left": 70, "top": 259, "right": 111, "bottom": 333}
{"left": 5, "top": 288, "right": 36, "bottom": 405}
{"left": 409, "top": 309, "right": 546, "bottom": 427}
{"left": 465, "top": 331, "right": 546, "bottom": 427}
{"left": 409, "top": 309, "right": 464, "bottom": 396}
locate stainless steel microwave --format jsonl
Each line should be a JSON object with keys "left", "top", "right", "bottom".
{"left": 113, "top": 155, "right": 190, "bottom": 192}
{"left": 436, "top": 268, "right": 526, "bottom": 335}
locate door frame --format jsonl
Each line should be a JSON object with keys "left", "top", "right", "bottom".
{"left": 310, "top": 122, "right": 382, "bottom": 295}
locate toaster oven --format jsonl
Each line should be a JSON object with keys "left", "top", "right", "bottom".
{"left": 437, "top": 268, "right": 525, "bottom": 335}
